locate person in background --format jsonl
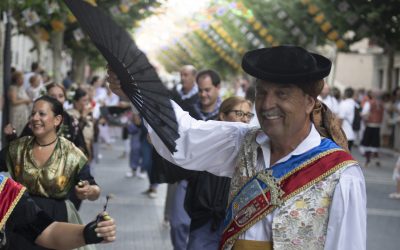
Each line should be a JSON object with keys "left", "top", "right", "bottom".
{"left": 235, "top": 77, "right": 250, "bottom": 98}
{"left": 338, "top": 87, "right": 359, "bottom": 151}
{"left": 360, "top": 90, "right": 384, "bottom": 167}
{"left": 26, "top": 74, "right": 45, "bottom": 102}
{"left": 380, "top": 92, "right": 393, "bottom": 148}
{"left": 8, "top": 71, "right": 31, "bottom": 136}
{"left": 23, "top": 62, "right": 42, "bottom": 90}
{"left": 91, "top": 75, "right": 107, "bottom": 105}
{"left": 68, "top": 88, "right": 95, "bottom": 162}
{"left": 392, "top": 87, "right": 400, "bottom": 151}
{"left": 389, "top": 156, "right": 400, "bottom": 199}
{"left": 125, "top": 112, "right": 145, "bottom": 178}
{"left": 318, "top": 82, "right": 339, "bottom": 115}
{"left": 331, "top": 86, "right": 341, "bottom": 104}
{"left": 63, "top": 70, "right": 73, "bottom": 90}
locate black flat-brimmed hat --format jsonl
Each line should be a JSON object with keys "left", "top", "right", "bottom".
{"left": 242, "top": 45, "right": 331, "bottom": 83}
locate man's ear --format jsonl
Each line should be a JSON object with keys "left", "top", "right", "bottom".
{"left": 305, "top": 95, "right": 316, "bottom": 115}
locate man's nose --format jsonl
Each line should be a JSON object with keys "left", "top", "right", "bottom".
{"left": 31, "top": 113, "right": 39, "bottom": 120}
{"left": 261, "top": 94, "right": 276, "bottom": 109}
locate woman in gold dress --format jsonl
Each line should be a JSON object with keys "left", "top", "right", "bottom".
{"left": 0, "top": 95, "right": 100, "bottom": 250}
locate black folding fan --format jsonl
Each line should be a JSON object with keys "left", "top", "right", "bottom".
{"left": 64, "top": 0, "right": 178, "bottom": 153}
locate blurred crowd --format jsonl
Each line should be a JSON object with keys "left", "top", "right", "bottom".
{"left": 2, "top": 61, "right": 400, "bottom": 249}
{"left": 3, "top": 62, "right": 131, "bottom": 163}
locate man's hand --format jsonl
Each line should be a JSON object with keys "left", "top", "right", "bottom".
{"left": 106, "top": 67, "right": 128, "bottom": 99}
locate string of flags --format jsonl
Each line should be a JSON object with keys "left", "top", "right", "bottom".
{"left": 195, "top": 29, "right": 241, "bottom": 71}
{"left": 300, "top": 0, "right": 346, "bottom": 49}
{"left": 272, "top": 3, "right": 307, "bottom": 45}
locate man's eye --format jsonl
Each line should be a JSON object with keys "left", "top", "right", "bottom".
{"left": 277, "top": 91, "right": 287, "bottom": 97}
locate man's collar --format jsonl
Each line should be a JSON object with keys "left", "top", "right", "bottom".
{"left": 177, "top": 83, "right": 198, "bottom": 100}
{"left": 256, "top": 124, "right": 321, "bottom": 163}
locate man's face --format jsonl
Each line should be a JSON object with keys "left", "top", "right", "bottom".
{"left": 255, "top": 80, "right": 315, "bottom": 140}
{"left": 198, "top": 75, "right": 220, "bottom": 110}
{"left": 180, "top": 68, "right": 195, "bottom": 90}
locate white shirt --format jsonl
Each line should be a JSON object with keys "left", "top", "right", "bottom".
{"left": 94, "top": 87, "right": 107, "bottom": 103}
{"left": 319, "top": 95, "right": 340, "bottom": 115}
{"left": 104, "top": 93, "right": 120, "bottom": 106}
{"left": 175, "top": 83, "right": 198, "bottom": 100}
{"left": 338, "top": 98, "right": 358, "bottom": 141}
{"left": 146, "top": 101, "right": 366, "bottom": 250}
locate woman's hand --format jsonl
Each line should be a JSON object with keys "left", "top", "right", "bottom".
{"left": 4, "top": 123, "right": 16, "bottom": 136}
{"left": 75, "top": 180, "right": 91, "bottom": 200}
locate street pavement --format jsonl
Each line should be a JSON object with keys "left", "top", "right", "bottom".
{"left": 79, "top": 140, "right": 400, "bottom": 250}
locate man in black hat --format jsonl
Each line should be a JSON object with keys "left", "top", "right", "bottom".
{"left": 108, "top": 45, "right": 366, "bottom": 250}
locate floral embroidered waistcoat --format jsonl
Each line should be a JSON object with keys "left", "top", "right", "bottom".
{"left": 229, "top": 129, "right": 349, "bottom": 250}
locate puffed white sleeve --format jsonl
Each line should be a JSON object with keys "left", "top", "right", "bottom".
{"left": 145, "top": 101, "right": 252, "bottom": 177}
{"left": 324, "top": 164, "right": 366, "bottom": 250}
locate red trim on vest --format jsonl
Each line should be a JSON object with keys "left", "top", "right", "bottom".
{"left": 0, "top": 177, "right": 25, "bottom": 227}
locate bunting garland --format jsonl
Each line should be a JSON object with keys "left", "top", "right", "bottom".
{"left": 158, "top": 51, "right": 180, "bottom": 71}
{"left": 234, "top": 1, "right": 278, "bottom": 46}
{"left": 226, "top": 6, "right": 278, "bottom": 48}
{"left": 160, "top": 47, "right": 187, "bottom": 69}
{"left": 210, "top": 21, "right": 247, "bottom": 55}
{"left": 180, "top": 35, "right": 205, "bottom": 63}
{"left": 331, "top": 0, "right": 369, "bottom": 36}
{"left": 272, "top": 3, "right": 307, "bottom": 45}
{"left": 175, "top": 39, "right": 198, "bottom": 63}
{"left": 301, "top": 0, "right": 346, "bottom": 49}
{"left": 195, "top": 29, "right": 241, "bottom": 70}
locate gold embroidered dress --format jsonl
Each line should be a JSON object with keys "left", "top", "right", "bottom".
{"left": 7, "top": 136, "right": 86, "bottom": 198}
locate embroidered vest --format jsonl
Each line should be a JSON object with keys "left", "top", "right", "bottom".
{"left": 222, "top": 129, "right": 355, "bottom": 250}
{"left": 272, "top": 169, "right": 344, "bottom": 249}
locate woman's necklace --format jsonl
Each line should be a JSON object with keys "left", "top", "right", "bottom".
{"left": 35, "top": 137, "right": 58, "bottom": 150}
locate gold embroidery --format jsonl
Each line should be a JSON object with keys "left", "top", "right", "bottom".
{"left": 257, "top": 170, "right": 285, "bottom": 207}
{"left": 14, "top": 165, "right": 21, "bottom": 177}
{"left": 56, "top": 176, "right": 67, "bottom": 190}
